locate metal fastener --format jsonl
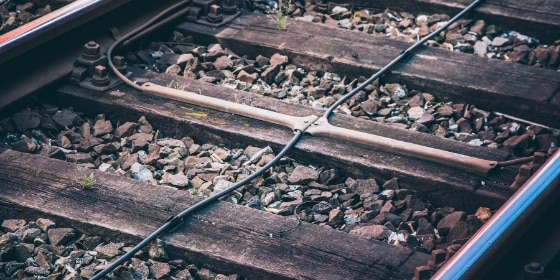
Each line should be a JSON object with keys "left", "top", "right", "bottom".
{"left": 524, "top": 262, "right": 544, "bottom": 280}
{"left": 221, "top": 0, "right": 237, "bottom": 14}
{"left": 112, "top": 56, "right": 127, "bottom": 74}
{"left": 445, "top": 244, "right": 462, "bottom": 261}
{"left": 206, "top": 4, "right": 223, "bottom": 23}
{"left": 428, "top": 249, "right": 447, "bottom": 269}
{"left": 413, "top": 266, "right": 433, "bottom": 280}
{"left": 510, "top": 164, "right": 533, "bottom": 190}
{"left": 531, "top": 152, "right": 546, "bottom": 170}
{"left": 69, "top": 67, "right": 88, "bottom": 84}
{"left": 82, "top": 41, "right": 101, "bottom": 60}
{"left": 92, "top": 65, "right": 110, "bottom": 87}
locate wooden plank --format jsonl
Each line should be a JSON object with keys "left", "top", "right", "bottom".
{"left": 55, "top": 73, "right": 515, "bottom": 211}
{"left": 0, "top": 148, "right": 428, "bottom": 279}
{"left": 175, "top": 14, "right": 560, "bottom": 128}
{"left": 328, "top": 0, "right": 560, "bottom": 43}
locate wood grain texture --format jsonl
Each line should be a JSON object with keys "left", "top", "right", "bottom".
{"left": 175, "top": 14, "right": 560, "bottom": 128}
{"left": 0, "top": 148, "right": 428, "bottom": 279}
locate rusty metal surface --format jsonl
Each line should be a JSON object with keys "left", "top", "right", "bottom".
{"left": 0, "top": 0, "right": 183, "bottom": 110}
{"left": 141, "top": 82, "right": 499, "bottom": 176}
{"left": 0, "top": 0, "right": 131, "bottom": 64}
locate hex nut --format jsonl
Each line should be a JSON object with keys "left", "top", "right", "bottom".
{"left": 83, "top": 41, "right": 101, "bottom": 60}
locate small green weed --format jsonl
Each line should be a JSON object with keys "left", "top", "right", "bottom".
{"left": 73, "top": 172, "right": 97, "bottom": 190}
{"left": 268, "top": 0, "right": 292, "bottom": 31}
{"left": 167, "top": 80, "right": 186, "bottom": 90}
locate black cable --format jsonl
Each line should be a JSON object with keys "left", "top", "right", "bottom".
{"left": 90, "top": 130, "right": 303, "bottom": 280}
{"left": 93, "top": 1, "right": 485, "bottom": 278}
{"left": 107, "top": 0, "right": 192, "bottom": 90}
{"left": 323, "top": 0, "right": 485, "bottom": 120}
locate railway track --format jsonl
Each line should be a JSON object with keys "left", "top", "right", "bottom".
{"left": 1, "top": 0, "right": 559, "bottom": 279}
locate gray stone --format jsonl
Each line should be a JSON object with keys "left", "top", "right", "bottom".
{"left": 158, "top": 139, "right": 186, "bottom": 149}
{"left": 491, "top": 37, "right": 510, "bottom": 47}
{"left": 270, "top": 53, "right": 289, "bottom": 66}
{"left": 36, "top": 218, "right": 56, "bottom": 232}
{"left": 473, "top": 41, "right": 488, "bottom": 57}
{"left": 197, "top": 268, "right": 216, "bottom": 280}
{"left": 78, "top": 136, "right": 103, "bottom": 152}
{"left": 255, "top": 55, "right": 270, "bottom": 67}
{"left": 51, "top": 109, "right": 83, "bottom": 128}
{"left": 130, "top": 258, "right": 150, "bottom": 279}
{"left": 350, "top": 225, "right": 392, "bottom": 240}
{"left": 416, "top": 217, "right": 435, "bottom": 235}
{"left": 120, "top": 153, "right": 139, "bottom": 171}
{"left": 349, "top": 178, "right": 379, "bottom": 198}
{"left": 237, "top": 70, "right": 258, "bottom": 84}
{"left": 167, "top": 173, "right": 190, "bottom": 187}
{"left": 115, "top": 122, "right": 138, "bottom": 138}
{"left": 1, "top": 219, "right": 26, "bottom": 232}
{"left": 48, "top": 228, "right": 77, "bottom": 246}
{"left": 24, "top": 266, "right": 49, "bottom": 276}
{"left": 166, "top": 64, "right": 182, "bottom": 75}
{"left": 184, "top": 156, "right": 212, "bottom": 168}
{"left": 150, "top": 260, "right": 172, "bottom": 279}
{"left": 469, "top": 20, "right": 485, "bottom": 36}
{"left": 408, "top": 94, "right": 425, "bottom": 107}
{"left": 138, "top": 116, "right": 154, "bottom": 134}
{"left": 22, "top": 228, "right": 42, "bottom": 243}
{"left": 65, "top": 153, "right": 94, "bottom": 164}
{"left": 436, "top": 211, "right": 466, "bottom": 236}
{"left": 11, "top": 137, "right": 38, "bottom": 153}
{"left": 130, "top": 162, "right": 153, "bottom": 182}
{"left": 11, "top": 110, "right": 41, "bottom": 132}
{"left": 383, "top": 83, "right": 408, "bottom": 101}
{"left": 260, "top": 64, "right": 281, "bottom": 85}
{"left": 287, "top": 165, "right": 318, "bottom": 185}
{"left": 214, "top": 56, "right": 233, "bottom": 70}
{"left": 407, "top": 106, "right": 425, "bottom": 120}
{"left": 95, "top": 242, "right": 124, "bottom": 259}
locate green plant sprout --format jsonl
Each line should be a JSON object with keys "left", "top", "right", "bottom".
{"left": 166, "top": 80, "right": 186, "bottom": 90}
{"left": 268, "top": 0, "right": 293, "bottom": 31}
{"left": 76, "top": 172, "right": 96, "bottom": 190}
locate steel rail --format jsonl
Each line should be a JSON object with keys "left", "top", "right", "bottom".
{"left": 432, "top": 149, "right": 560, "bottom": 279}
{"left": 0, "top": 0, "right": 124, "bottom": 63}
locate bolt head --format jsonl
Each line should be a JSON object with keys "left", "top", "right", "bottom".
{"left": 94, "top": 65, "right": 108, "bottom": 77}
{"left": 84, "top": 41, "right": 100, "bottom": 56}
{"left": 113, "top": 56, "right": 125, "bottom": 67}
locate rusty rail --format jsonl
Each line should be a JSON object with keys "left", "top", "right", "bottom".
{"left": 0, "top": 0, "right": 130, "bottom": 64}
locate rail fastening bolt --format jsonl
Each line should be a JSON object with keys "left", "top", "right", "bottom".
{"left": 524, "top": 262, "right": 544, "bottom": 280}
{"left": 83, "top": 41, "right": 101, "bottom": 60}
{"left": 92, "top": 65, "right": 110, "bottom": 87}
{"left": 510, "top": 164, "right": 533, "bottom": 190}
{"left": 206, "top": 4, "right": 223, "bottom": 23}
{"left": 221, "top": 0, "right": 238, "bottom": 14}
{"left": 445, "top": 244, "right": 462, "bottom": 261}
{"left": 531, "top": 152, "right": 546, "bottom": 169}
{"left": 428, "top": 249, "right": 447, "bottom": 269}
{"left": 413, "top": 266, "right": 433, "bottom": 280}
{"left": 113, "top": 55, "right": 127, "bottom": 74}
